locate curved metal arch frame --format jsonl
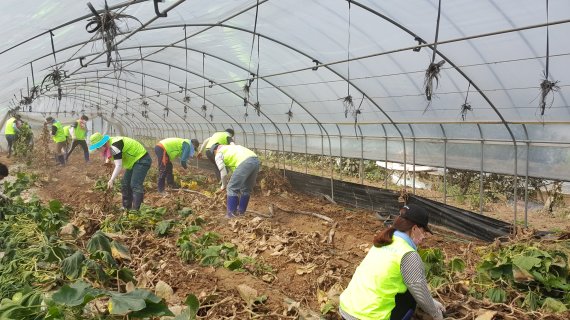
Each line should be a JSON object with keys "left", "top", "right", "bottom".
{"left": 32, "top": 94, "right": 144, "bottom": 135}
{"left": 53, "top": 45, "right": 333, "bottom": 152}
{"left": 57, "top": 81, "right": 185, "bottom": 136}
{"left": 75, "top": 57, "right": 288, "bottom": 148}
{"left": 60, "top": 87, "right": 195, "bottom": 143}
{"left": 49, "top": 87, "right": 167, "bottom": 135}
{"left": 64, "top": 67, "right": 217, "bottom": 132}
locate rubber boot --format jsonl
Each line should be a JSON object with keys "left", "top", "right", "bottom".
{"left": 121, "top": 191, "right": 133, "bottom": 210}
{"left": 237, "top": 195, "right": 250, "bottom": 216}
{"left": 132, "top": 193, "right": 144, "bottom": 210}
{"left": 226, "top": 195, "right": 239, "bottom": 218}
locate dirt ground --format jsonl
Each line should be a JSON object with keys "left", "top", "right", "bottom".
{"left": 1, "top": 151, "right": 568, "bottom": 320}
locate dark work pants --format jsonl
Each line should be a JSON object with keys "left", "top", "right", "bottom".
{"left": 390, "top": 290, "right": 417, "bottom": 320}
{"left": 66, "top": 139, "right": 89, "bottom": 162}
{"left": 5, "top": 134, "right": 15, "bottom": 157}
{"left": 206, "top": 149, "right": 221, "bottom": 181}
{"left": 154, "top": 145, "right": 176, "bottom": 192}
{"left": 121, "top": 153, "right": 151, "bottom": 210}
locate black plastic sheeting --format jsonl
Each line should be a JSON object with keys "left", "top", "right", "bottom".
{"left": 193, "top": 159, "right": 512, "bottom": 242}
{"left": 283, "top": 170, "right": 512, "bottom": 242}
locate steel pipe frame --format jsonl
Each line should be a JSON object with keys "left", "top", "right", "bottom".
{"left": 58, "top": 80, "right": 190, "bottom": 135}
{"left": 47, "top": 89, "right": 163, "bottom": 135}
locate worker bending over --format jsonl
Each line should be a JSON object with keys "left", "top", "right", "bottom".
{"left": 155, "top": 137, "right": 199, "bottom": 193}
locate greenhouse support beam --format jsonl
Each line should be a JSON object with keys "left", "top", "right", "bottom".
{"left": 522, "top": 124, "right": 530, "bottom": 228}
{"left": 477, "top": 124, "right": 485, "bottom": 215}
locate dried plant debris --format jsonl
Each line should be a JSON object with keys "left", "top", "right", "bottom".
{"left": 253, "top": 102, "right": 261, "bottom": 116}
{"left": 86, "top": 1, "right": 142, "bottom": 69}
{"left": 460, "top": 102, "right": 472, "bottom": 121}
{"left": 539, "top": 77, "right": 560, "bottom": 116}
{"left": 341, "top": 95, "right": 354, "bottom": 118}
{"left": 183, "top": 95, "right": 191, "bottom": 103}
{"left": 424, "top": 60, "right": 446, "bottom": 102}
{"left": 41, "top": 67, "right": 66, "bottom": 89}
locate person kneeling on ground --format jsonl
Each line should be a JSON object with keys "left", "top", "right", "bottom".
{"left": 89, "top": 133, "right": 151, "bottom": 210}
{"left": 154, "top": 137, "right": 200, "bottom": 193}
{"left": 339, "top": 204, "right": 445, "bottom": 320}
{"left": 213, "top": 143, "right": 259, "bottom": 218}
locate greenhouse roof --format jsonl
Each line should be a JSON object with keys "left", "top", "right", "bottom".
{"left": 1, "top": 0, "right": 570, "bottom": 179}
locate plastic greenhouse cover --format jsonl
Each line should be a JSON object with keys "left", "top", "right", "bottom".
{"left": 1, "top": 0, "right": 570, "bottom": 180}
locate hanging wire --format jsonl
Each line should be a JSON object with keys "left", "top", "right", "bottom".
{"left": 460, "top": 82, "right": 472, "bottom": 121}
{"left": 341, "top": 1, "right": 354, "bottom": 118}
{"left": 165, "top": 66, "right": 171, "bottom": 119}
{"left": 286, "top": 99, "right": 294, "bottom": 122}
{"left": 538, "top": 0, "right": 560, "bottom": 116}
{"left": 183, "top": 26, "right": 190, "bottom": 103}
{"left": 243, "top": 0, "right": 260, "bottom": 107}
{"left": 423, "top": 0, "right": 446, "bottom": 106}
{"left": 254, "top": 34, "right": 261, "bottom": 116}
{"left": 202, "top": 53, "right": 207, "bottom": 116}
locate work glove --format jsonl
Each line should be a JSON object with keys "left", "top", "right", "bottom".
{"left": 433, "top": 299, "right": 445, "bottom": 319}
{"left": 215, "top": 186, "right": 225, "bottom": 194}
{"left": 181, "top": 160, "right": 188, "bottom": 169}
{"left": 107, "top": 179, "right": 114, "bottom": 190}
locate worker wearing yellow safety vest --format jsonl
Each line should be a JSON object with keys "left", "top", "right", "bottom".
{"left": 212, "top": 144, "right": 259, "bottom": 218}
{"left": 45, "top": 117, "right": 67, "bottom": 165}
{"left": 197, "top": 128, "right": 235, "bottom": 181}
{"left": 4, "top": 114, "right": 22, "bottom": 158}
{"left": 154, "top": 137, "right": 200, "bottom": 193}
{"left": 63, "top": 125, "right": 71, "bottom": 153}
{"left": 339, "top": 205, "right": 446, "bottom": 320}
{"left": 89, "top": 133, "right": 152, "bottom": 210}
{"left": 66, "top": 115, "right": 90, "bottom": 162}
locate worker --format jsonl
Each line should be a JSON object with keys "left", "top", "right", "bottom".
{"left": 45, "top": 117, "right": 67, "bottom": 165}
{"left": 213, "top": 144, "right": 259, "bottom": 218}
{"left": 197, "top": 128, "right": 235, "bottom": 181}
{"left": 89, "top": 133, "right": 151, "bottom": 210}
{"left": 339, "top": 204, "right": 445, "bottom": 320}
{"left": 63, "top": 124, "right": 71, "bottom": 154}
{"left": 4, "top": 114, "right": 21, "bottom": 158}
{"left": 154, "top": 137, "right": 200, "bottom": 193}
{"left": 0, "top": 162, "right": 9, "bottom": 219}
{"left": 66, "top": 115, "right": 90, "bottom": 162}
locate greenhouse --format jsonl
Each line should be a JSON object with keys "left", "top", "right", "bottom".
{"left": 0, "top": 1, "right": 569, "bottom": 319}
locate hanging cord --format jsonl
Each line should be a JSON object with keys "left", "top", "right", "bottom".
{"left": 424, "top": 0, "right": 446, "bottom": 105}
{"left": 244, "top": 0, "right": 260, "bottom": 103}
{"left": 286, "top": 99, "right": 294, "bottom": 122}
{"left": 341, "top": 1, "right": 354, "bottom": 118}
{"left": 49, "top": 31, "right": 57, "bottom": 64}
{"left": 165, "top": 65, "right": 171, "bottom": 118}
{"left": 539, "top": 0, "right": 560, "bottom": 116}
{"left": 183, "top": 26, "right": 190, "bottom": 102}
{"left": 254, "top": 34, "right": 261, "bottom": 116}
{"left": 202, "top": 53, "right": 207, "bottom": 115}
{"left": 460, "top": 82, "right": 472, "bottom": 121}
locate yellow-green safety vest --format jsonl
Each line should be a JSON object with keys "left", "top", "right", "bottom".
{"left": 63, "top": 125, "right": 70, "bottom": 138}
{"left": 110, "top": 137, "right": 147, "bottom": 170}
{"left": 205, "top": 131, "right": 231, "bottom": 149}
{"left": 4, "top": 117, "right": 16, "bottom": 135}
{"left": 339, "top": 236, "right": 415, "bottom": 320}
{"left": 75, "top": 120, "right": 87, "bottom": 140}
{"left": 219, "top": 145, "right": 257, "bottom": 172}
{"left": 160, "top": 137, "right": 190, "bottom": 160}
{"left": 52, "top": 121, "right": 67, "bottom": 143}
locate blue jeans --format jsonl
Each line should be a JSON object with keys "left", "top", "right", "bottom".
{"left": 122, "top": 153, "right": 151, "bottom": 206}
{"left": 227, "top": 157, "right": 259, "bottom": 197}
{"left": 154, "top": 145, "right": 176, "bottom": 192}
